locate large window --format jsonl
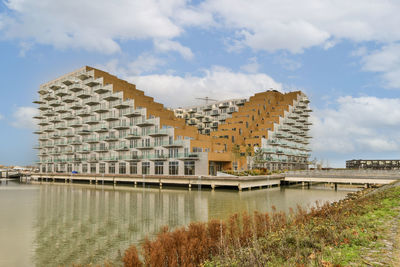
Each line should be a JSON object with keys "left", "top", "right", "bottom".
{"left": 142, "top": 162, "right": 150, "bottom": 175}
{"left": 67, "top": 164, "right": 72, "bottom": 173}
{"left": 99, "top": 163, "right": 105, "bottom": 174}
{"left": 119, "top": 162, "right": 126, "bottom": 174}
{"left": 109, "top": 163, "right": 115, "bottom": 174}
{"left": 155, "top": 161, "right": 164, "bottom": 175}
{"left": 169, "top": 161, "right": 179, "bottom": 175}
{"left": 82, "top": 164, "right": 88, "bottom": 173}
{"left": 168, "top": 148, "right": 178, "bottom": 158}
{"left": 184, "top": 161, "right": 195, "bottom": 175}
{"left": 90, "top": 163, "right": 96, "bottom": 173}
{"left": 130, "top": 162, "right": 137, "bottom": 174}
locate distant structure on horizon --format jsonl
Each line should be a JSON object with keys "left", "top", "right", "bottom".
{"left": 346, "top": 159, "right": 400, "bottom": 170}
{"left": 33, "top": 66, "right": 312, "bottom": 176}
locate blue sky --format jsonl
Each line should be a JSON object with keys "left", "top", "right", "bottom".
{"left": 1, "top": 0, "right": 400, "bottom": 167}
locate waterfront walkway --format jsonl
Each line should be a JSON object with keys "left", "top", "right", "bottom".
{"left": 29, "top": 170, "right": 400, "bottom": 190}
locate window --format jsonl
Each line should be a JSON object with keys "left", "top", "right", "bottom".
{"left": 82, "top": 164, "right": 88, "bottom": 173}
{"left": 142, "top": 162, "right": 150, "bottom": 175}
{"left": 184, "top": 161, "right": 195, "bottom": 175}
{"left": 119, "top": 162, "right": 126, "bottom": 174}
{"left": 90, "top": 163, "right": 96, "bottom": 173}
{"left": 169, "top": 161, "right": 179, "bottom": 175}
{"left": 67, "top": 164, "right": 72, "bottom": 173}
{"left": 130, "top": 162, "right": 137, "bottom": 174}
{"left": 168, "top": 148, "right": 178, "bottom": 158}
{"left": 155, "top": 161, "right": 164, "bottom": 175}
{"left": 99, "top": 163, "right": 105, "bottom": 174}
{"left": 109, "top": 163, "right": 115, "bottom": 174}
{"left": 42, "top": 165, "right": 46, "bottom": 173}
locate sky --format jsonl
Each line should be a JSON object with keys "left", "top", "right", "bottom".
{"left": 0, "top": 0, "right": 400, "bottom": 167}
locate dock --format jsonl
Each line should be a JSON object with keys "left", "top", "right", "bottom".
{"left": 31, "top": 173, "right": 283, "bottom": 190}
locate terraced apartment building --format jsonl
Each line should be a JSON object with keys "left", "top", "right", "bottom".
{"left": 34, "top": 66, "right": 311, "bottom": 176}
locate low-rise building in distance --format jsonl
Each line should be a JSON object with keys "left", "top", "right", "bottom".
{"left": 346, "top": 159, "right": 400, "bottom": 170}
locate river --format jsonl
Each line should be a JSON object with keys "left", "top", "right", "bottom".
{"left": 0, "top": 179, "right": 354, "bottom": 267}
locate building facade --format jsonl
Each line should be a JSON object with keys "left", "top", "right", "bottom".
{"left": 346, "top": 159, "right": 400, "bottom": 170}
{"left": 34, "top": 66, "right": 312, "bottom": 176}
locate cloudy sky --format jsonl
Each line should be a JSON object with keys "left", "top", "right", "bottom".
{"left": 1, "top": 0, "right": 400, "bottom": 167}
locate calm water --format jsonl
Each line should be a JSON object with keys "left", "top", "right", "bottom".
{"left": 0, "top": 179, "right": 354, "bottom": 267}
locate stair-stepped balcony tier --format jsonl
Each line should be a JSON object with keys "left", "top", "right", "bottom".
{"left": 161, "top": 140, "right": 185, "bottom": 148}
{"left": 33, "top": 100, "right": 45, "bottom": 105}
{"left": 61, "top": 78, "right": 74, "bottom": 86}
{"left": 84, "top": 97, "right": 100, "bottom": 106}
{"left": 125, "top": 133, "right": 141, "bottom": 139}
{"left": 102, "top": 92, "right": 121, "bottom": 101}
{"left": 68, "top": 84, "right": 84, "bottom": 92}
{"left": 44, "top": 110, "right": 56, "bottom": 116}
{"left": 114, "top": 145, "right": 129, "bottom": 151}
{"left": 148, "top": 129, "right": 170, "bottom": 137}
{"left": 55, "top": 107, "right": 68, "bottom": 113}
{"left": 55, "top": 89, "right": 68, "bottom": 97}
{"left": 77, "top": 110, "right": 91, "bottom": 117}
{"left": 123, "top": 108, "right": 144, "bottom": 118}
{"left": 93, "top": 105, "right": 109, "bottom": 113}
{"left": 70, "top": 103, "right": 84, "bottom": 110}
{"left": 33, "top": 115, "right": 45, "bottom": 119}
{"left": 77, "top": 90, "right": 91, "bottom": 99}
{"left": 85, "top": 77, "right": 102, "bottom": 87}
{"left": 92, "top": 126, "right": 109, "bottom": 133}
{"left": 94, "top": 86, "right": 111, "bottom": 94}
{"left": 77, "top": 129, "right": 92, "bottom": 135}
{"left": 84, "top": 118, "right": 99, "bottom": 125}
{"left": 61, "top": 113, "right": 75, "bottom": 120}
{"left": 113, "top": 122, "right": 130, "bottom": 130}
{"left": 104, "top": 114, "right": 119, "bottom": 121}
{"left": 43, "top": 94, "right": 56, "bottom": 101}
{"left": 113, "top": 100, "right": 131, "bottom": 109}
{"left": 103, "top": 135, "right": 118, "bottom": 142}
{"left": 136, "top": 119, "right": 155, "bottom": 127}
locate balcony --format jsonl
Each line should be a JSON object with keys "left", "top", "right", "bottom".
{"left": 61, "top": 113, "right": 75, "bottom": 120}
{"left": 69, "top": 120, "right": 82, "bottom": 128}
{"left": 77, "top": 109, "right": 90, "bottom": 117}
{"left": 77, "top": 129, "right": 91, "bottom": 135}
{"left": 188, "top": 119, "right": 197, "bottom": 125}
{"left": 123, "top": 108, "right": 143, "bottom": 118}
{"left": 39, "top": 135, "right": 49, "bottom": 141}
{"left": 85, "top": 77, "right": 101, "bottom": 87}
{"left": 93, "top": 105, "right": 108, "bottom": 113}
{"left": 203, "top": 105, "right": 212, "bottom": 111}
{"left": 114, "top": 145, "right": 129, "bottom": 151}
{"left": 125, "top": 132, "right": 141, "bottom": 139}
{"left": 70, "top": 103, "right": 83, "bottom": 110}
{"left": 43, "top": 94, "right": 56, "bottom": 101}
{"left": 34, "top": 129, "right": 43, "bottom": 134}
{"left": 77, "top": 147, "right": 90, "bottom": 154}
{"left": 84, "top": 138, "right": 100, "bottom": 143}
{"left": 178, "top": 153, "right": 200, "bottom": 160}
{"left": 44, "top": 126, "right": 55, "bottom": 132}
{"left": 33, "top": 114, "right": 45, "bottom": 119}
{"left": 148, "top": 128, "right": 170, "bottom": 137}
{"left": 161, "top": 140, "right": 184, "bottom": 148}
{"left": 55, "top": 123, "right": 67, "bottom": 130}
{"left": 55, "top": 107, "right": 68, "bottom": 113}
{"left": 68, "top": 84, "right": 83, "bottom": 93}
{"left": 94, "top": 86, "right": 110, "bottom": 94}
{"left": 103, "top": 135, "right": 118, "bottom": 142}
{"left": 103, "top": 113, "right": 119, "bottom": 121}
{"left": 93, "top": 125, "right": 108, "bottom": 132}
{"left": 33, "top": 100, "right": 45, "bottom": 105}
{"left": 113, "top": 121, "right": 130, "bottom": 130}
{"left": 219, "top": 102, "right": 229, "bottom": 108}
{"left": 62, "top": 95, "right": 75, "bottom": 103}
{"left": 84, "top": 117, "right": 99, "bottom": 125}
{"left": 84, "top": 97, "right": 100, "bottom": 106}
{"left": 49, "top": 133, "right": 61, "bottom": 139}
{"left": 147, "top": 154, "right": 168, "bottom": 161}
{"left": 38, "top": 120, "right": 49, "bottom": 126}
{"left": 112, "top": 100, "right": 130, "bottom": 109}
{"left": 49, "top": 116, "right": 62, "bottom": 123}
{"left": 95, "top": 146, "right": 108, "bottom": 152}
{"left": 38, "top": 88, "right": 48, "bottom": 95}
{"left": 43, "top": 110, "right": 55, "bottom": 116}
{"left": 61, "top": 132, "right": 74, "bottom": 137}
{"left": 70, "top": 139, "right": 82, "bottom": 145}
{"left": 135, "top": 143, "right": 153, "bottom": 150}
{"left": 102, "top": 92, "right": 120, "bottom": 101}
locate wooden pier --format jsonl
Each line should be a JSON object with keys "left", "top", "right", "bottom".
{"left": 31, "top": 173, "right": 283, "bottom": 191}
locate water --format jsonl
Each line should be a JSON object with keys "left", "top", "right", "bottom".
{"left": 0, "top": 180, "right": 353, "bottom": 267}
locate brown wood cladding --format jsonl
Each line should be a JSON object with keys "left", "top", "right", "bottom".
{"left": 86, "top": 66, "right": 301, "bottom": 169}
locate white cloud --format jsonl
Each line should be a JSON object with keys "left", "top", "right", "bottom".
{"left": 0, "top": 114, "right": 4, "bottom": 120}
{"left": 240, "top": 57, "right": 260, "bottom": 73}
{"left": 154, "top": 39, "right": 194, "bottom": 60}
{"left": 120, "top": 66, "right": 282, "bottom": 108}
{"left": 2, "top": 0, "right": 400, "bottom": 56}
{"left": 11, "top": 106, "right": 38, "bottom": 129}
{"left": 311, "top": 96, "right": 400, "bottom": 155}
{"left": 0, "top": 0, "right": 207, "bottom": 55}
{"left": 361, "top": 44, "right": 400, "bottom": 88}
{"left": 202, "top": 0, "right": 400, "bottom": 53}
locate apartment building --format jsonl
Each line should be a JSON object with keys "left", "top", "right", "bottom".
{"left": 346, "top": 159, "right": 400, "bottom": 170}
{"left": 34, "top": 66, "right": 311, "bottom": 176}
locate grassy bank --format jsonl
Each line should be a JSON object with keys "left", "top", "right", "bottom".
{"left": 120, "top": 183, "right": 400, "bottom": 267}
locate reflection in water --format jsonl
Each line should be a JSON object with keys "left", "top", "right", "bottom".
{"left": 32, "top": 183, "right": 351, "bottom": 266}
